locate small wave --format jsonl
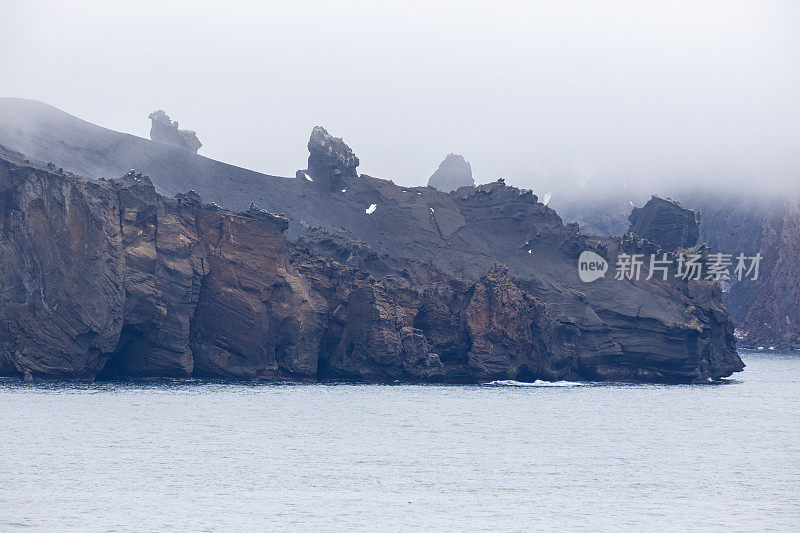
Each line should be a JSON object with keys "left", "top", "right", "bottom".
{"left": 485, "top": 379, "right": 585, "bottom": 387}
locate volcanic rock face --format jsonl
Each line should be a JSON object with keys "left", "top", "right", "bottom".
{"left": 149, "top": 110, "right": 202, "bottom": 153}
{"left": 691, "top": 194, "right": 800, "bottom": 348}
{"left": 0, "top": 155, "right": 124, "bottom": 378}
{"left": 97, "top": 172, "right": 207, "bottom": 378}
{"left": 0, "top": 100, "right": 746, "bottom": 379}
{"left": 542, "top": 185, "right": 800, "bottom": 349}
{"left": 0, "top": 146, "right": 743, "bottom": 383}
{"left": 428, "top": 153, "right": 474, "bottom": 192}
{"left": 302, "top": 126, "right": 359, "bottom": 191}
{"left": 0, "top": 100, "right": 786, "bottom": 352}
{"left": 628, "top": 196, "right": 700, "bottom": 251}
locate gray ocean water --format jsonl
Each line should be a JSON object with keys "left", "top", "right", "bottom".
{"left": 1, "top": 351, "right": 798, "bottom": 532}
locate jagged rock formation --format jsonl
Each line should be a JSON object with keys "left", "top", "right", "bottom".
{"left": 298, "top": 126, "right": 359, "bottom": 191}
{"left": 564, "top": 188, "right": 800, "bottom": 349}
{"left": 0, "top": 144, "right": 743, "bottom": 383}
{"left": 0, "top": 100, "right": 747, "bottom": 376}
{"left": 560, "top": 189, "right": 800, "bottom": 349}
{"left": 628, "top": 196, "right": 701, "bottom": 251}
{"left": 428, "top": 153, "right": 474, "bottom": 192}
{"left": 148, "top": 110, "right": 202, "bottom": 153}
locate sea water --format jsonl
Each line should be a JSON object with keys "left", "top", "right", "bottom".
{"left": 1, "top": 351, "right": 798, "bottom": 531}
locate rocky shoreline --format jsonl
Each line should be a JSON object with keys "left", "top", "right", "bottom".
{"left": 0, "top": 133, "right": 743, "bottom": 382}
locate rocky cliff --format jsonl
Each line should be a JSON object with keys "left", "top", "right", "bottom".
{"left": 689, "top": 194, "right": 800, "bottom": 348}
{"left": 622, "top": 192, "right": 800, "bottom": 349}
{"left": 546, "top": 183, "right": 800, "bottom": 349}
{"left": 0, "top": 139, "right": 743, "bottom": 382}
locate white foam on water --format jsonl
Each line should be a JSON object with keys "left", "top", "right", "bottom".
{"left": 365, "top": 204, "right": 377, "bottom": 214}
{"left": 486, "top": 379, "right": 585, "bottom": 387}
{"left": 542, "top": 191, "right": 552, "bottom": 206}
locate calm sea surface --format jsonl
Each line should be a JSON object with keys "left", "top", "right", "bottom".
{"left": 1, "top": 351, "right": 798, "bottom": 531}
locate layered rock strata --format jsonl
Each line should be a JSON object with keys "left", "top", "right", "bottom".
{"left": 0, "top": 147, "right": 743, "bottom": 382}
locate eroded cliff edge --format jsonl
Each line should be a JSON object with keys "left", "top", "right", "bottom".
{"left": 0, "top": 98, "right": 790, "bottom": 350}
{"left": 0, "top": 147, "right": 742, "bottom": 383}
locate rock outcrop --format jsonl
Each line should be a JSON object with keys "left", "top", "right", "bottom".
{"left": 148, "top": 110, "right": 202, "bottom": 153}
{"left": 428, "top": 154, "right": 474, "bottom": 192}
{"left": 544, "top": 185, "right": 800, "bottom": 349}
{"left": 0, "top": 145, "right": 743, "bottom": 383}
{"left": 0, "top": 100, "right": 747, "bottom": 377}
{"left": 300, "top": 126, "right": 359, "bottom": 191}
{"left": 628, "top": 196, "right": 700, "bottom": 251}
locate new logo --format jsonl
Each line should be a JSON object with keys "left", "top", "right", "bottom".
{"left": 578, "top": 251, "right": 608, "bottom": 282}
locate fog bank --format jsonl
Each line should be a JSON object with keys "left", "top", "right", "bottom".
{"left": 1, "top": 0, "right": 798, "bottom": 193}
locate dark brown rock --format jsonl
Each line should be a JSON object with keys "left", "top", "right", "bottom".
{"left": 0, "top": 104, "right": 745, "bottom": 381}
{"left": 189, "top": 207, "right": 323, "bottom": 379}
{"left": 0, "top": 156, "right": 124, "bottom": 379}
{"left": 98, "top": 171, "right": 207, "bottom": 378}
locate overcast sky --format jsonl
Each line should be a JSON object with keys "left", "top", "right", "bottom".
{"left": 1, "top": 0, "right": 798, "bottom": 191}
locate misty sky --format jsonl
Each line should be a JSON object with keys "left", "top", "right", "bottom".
{"left": 1, "top": 0, "right": 798, "bottom": 191}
